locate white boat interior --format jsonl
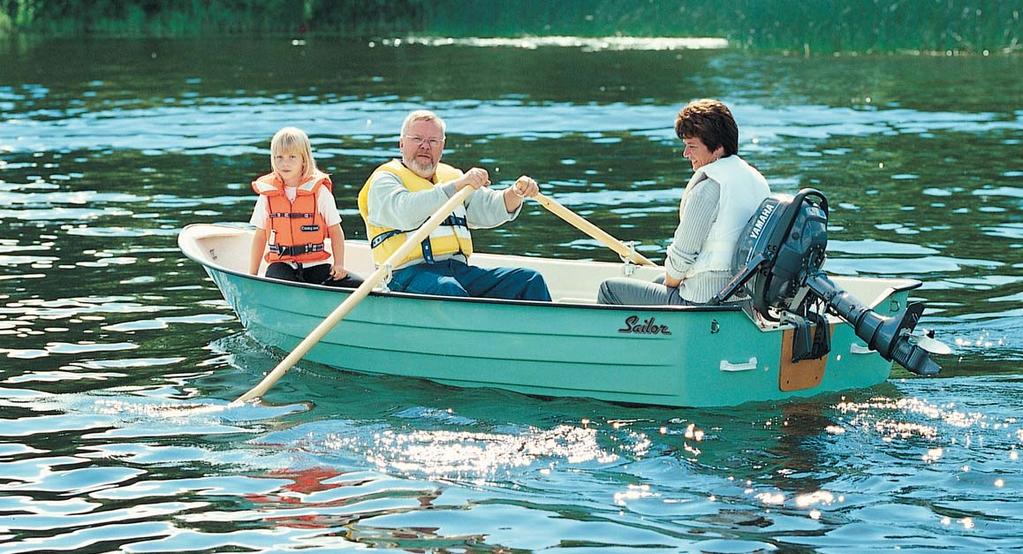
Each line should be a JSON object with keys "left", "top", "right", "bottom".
{"left": 180, "top": 224, "right": 919, "bottom": 328}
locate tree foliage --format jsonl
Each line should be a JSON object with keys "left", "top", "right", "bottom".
{"left": 1, "top": 0, "right": 1020, "bottom": 53}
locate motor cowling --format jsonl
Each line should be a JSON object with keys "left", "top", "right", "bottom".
{"left": 731, "top": 190, "right": 829, "bottom": 318}
{"left": 713, "top": 188, "right": 940, "bottom": 376}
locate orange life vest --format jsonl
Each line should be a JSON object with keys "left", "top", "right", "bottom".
{"left": 252, "top": 170, "right": 333, "bottom": 264}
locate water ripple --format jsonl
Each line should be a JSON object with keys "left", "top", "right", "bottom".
{"left": 2, "top": 98, "right": 1019, "bottom": 156}
{"left": 1, "top": 39, "right": 1022, "bottom": 553}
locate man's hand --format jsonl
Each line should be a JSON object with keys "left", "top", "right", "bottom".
{"left": 456, "top": 167, "right": 490, "bottom": 191}
{"left": 503, "top": 175, "right": 538, "bottom": 212}
{"left": 664, "top": 274, "right": 682, "bottom": 288}
{"left": 512, "top": 176, "right": 539, "bottom": 198}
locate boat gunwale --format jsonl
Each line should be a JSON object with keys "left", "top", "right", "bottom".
{"left": 178, "top": 224, "right": 744, "bottom": 313}
{"left": 178, "top": 223, "right": 923, "bottom": 314}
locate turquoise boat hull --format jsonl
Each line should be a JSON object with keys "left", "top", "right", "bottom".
{"left": 180, "top": 224, "right": 916, "bottom": 407}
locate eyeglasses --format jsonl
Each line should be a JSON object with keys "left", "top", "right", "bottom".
{"left": 404, "top": 135, "right": 444, "bottom": 149}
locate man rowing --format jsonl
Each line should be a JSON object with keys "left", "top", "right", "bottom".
{"left": 358, "top": 109, "right": 551, "bottom": 301}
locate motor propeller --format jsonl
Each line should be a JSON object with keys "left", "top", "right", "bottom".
{"left": 712, "top": 188, "right": 942, "bottom": 376}
{"left": 913, "top": 331, "right": 954, "bottom": 356}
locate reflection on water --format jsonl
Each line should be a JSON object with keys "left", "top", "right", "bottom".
{"left": 1, "top": 37, "right": 1022, "bottom": 551}
{"left": 401, "top": 35, "right": 731, "bottom": 51}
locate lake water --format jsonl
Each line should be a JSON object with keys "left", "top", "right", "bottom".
{"left": 1, "top": 37, "right": 1022, "bottom": 552}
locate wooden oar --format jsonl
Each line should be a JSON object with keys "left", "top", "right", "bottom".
{"left": 532, "top": 192, "right": 657, "bottom": 266}
{"left": 234, "top": 185, "right": 477, "bottom": 404}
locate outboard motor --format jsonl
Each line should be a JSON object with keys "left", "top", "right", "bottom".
{"left": 712, "top": 188, "right": 940, "bottom": 376}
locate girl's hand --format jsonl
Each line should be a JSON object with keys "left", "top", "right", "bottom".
{"left": 330, "top": 264, "right": 348, "bottom": 281}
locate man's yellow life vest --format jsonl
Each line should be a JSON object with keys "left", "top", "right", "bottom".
{"left": 358, "top": 159, "right": 473, "bottom": 268}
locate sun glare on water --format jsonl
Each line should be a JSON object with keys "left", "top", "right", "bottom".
{"left": 324, "top": 424, "right": 620, "bottom": 480}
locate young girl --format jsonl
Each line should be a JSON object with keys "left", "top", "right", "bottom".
{"left": 248, "top": 127, "right": 362, "bottom": 288}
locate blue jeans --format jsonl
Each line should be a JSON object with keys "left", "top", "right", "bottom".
{"left": 391, "top": 259, "right": 551, "bottom": 301}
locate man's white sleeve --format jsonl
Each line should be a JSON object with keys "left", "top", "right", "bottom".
{"left": 366, "top": 173, "right": 452, "bottom": 229}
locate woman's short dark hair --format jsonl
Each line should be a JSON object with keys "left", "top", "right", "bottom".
{"left": 675, "top": 99, "right": 739, "bottom": 157}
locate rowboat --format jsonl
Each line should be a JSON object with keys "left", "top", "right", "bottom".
{"left": 179, "top": 221, "right": 926, "bottom": 407}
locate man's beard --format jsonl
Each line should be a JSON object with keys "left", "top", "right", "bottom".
{"left": 407, "top": 156, "right": 436, "bottom": 177}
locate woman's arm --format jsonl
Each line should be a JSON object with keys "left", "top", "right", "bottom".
{"left": 665, "top": 179, "right": 721, "bottom": 285}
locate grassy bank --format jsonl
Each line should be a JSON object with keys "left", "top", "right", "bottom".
{"left": 0, "top": 0, "right": 422, "bottom": 37}
{"left": 1, "top": 0, "right": 1020, "bottom": 53}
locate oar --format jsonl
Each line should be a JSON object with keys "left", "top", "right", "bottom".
{"left": 532, "top": 192, "right": 657, "bottom": 266}
{"left": 234, "top": 185, "right": 477, "bottom": 404}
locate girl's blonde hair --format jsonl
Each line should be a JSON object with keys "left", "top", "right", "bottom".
{"left": 270, "top": 127, "right": 317, "bottom": 179}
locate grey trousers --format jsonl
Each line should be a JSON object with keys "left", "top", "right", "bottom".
{"left": 597, "top": 276, "right": 696, "bottom": 306}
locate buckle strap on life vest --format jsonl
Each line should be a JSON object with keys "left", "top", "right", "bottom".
{"left": 270, "top": 211, "right": 315, "bottom": 219}
{"left": 369, "top": 214, "right": 467, "bottom": 249}
{"left": 370, "top": 229, "right": 402, "bottom": 249}
{"left": 368, "top": 214, "right": 468, "bottom": 265}
{"left": 420, "top": 213, "right": 468, "bottom": 263}
{"left": 269, "top": 243, "right": 325, "bottom": 257}
{"left": 445, "top": 214, "right": 467, "bottom": 228}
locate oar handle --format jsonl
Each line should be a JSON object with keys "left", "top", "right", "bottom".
{"left": 532, "top": 192, "right": 657, "bottom": 267}
{"left": 234, "top": 185, "right": 477, "bottom": 404}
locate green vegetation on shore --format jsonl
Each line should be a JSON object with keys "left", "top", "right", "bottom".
{"left": 1, "top": 0, "right": 1020, "bottom": 53}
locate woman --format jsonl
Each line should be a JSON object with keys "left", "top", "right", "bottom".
{"left": 598, "top": 99, "right": 770, "bottom": 305}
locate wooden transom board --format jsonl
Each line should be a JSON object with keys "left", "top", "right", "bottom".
{"left": 779, "top": 324, "right": 836, "bottom": 392}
